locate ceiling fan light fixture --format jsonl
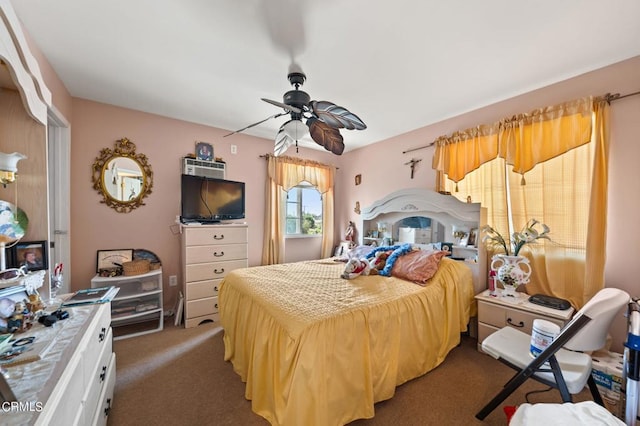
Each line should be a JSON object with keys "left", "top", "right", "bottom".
{"left": 282, "top": 119, "right": 308, "bottom": 141}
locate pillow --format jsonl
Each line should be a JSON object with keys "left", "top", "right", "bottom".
{"left": 390, "top": 249, "right": 447, "bottom": 285}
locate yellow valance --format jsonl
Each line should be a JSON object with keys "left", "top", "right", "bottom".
{"left": 266, "top": 154, "right": 335, "bottom": 193}
{"left": 432, "top": 97, "right": 594, "bottom": 182}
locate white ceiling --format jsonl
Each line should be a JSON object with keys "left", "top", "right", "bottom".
{"left": 11, "top": 0, "right": 640, "bottom": 154}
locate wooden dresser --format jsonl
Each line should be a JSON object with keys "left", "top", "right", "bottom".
{"left": 3, "top": 303, "right": 115, "bottom": 425}
{"left": 181, "top": 223, "right": 248, "bottom": 328}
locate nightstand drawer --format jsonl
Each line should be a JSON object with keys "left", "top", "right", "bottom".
{"left": 184, "top": 227, "right": 247, "bottom": 246}
{"left": 478, "top": 301, "right": 505, "bottom": 328}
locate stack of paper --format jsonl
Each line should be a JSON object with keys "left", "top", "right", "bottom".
{"left": 62, "top": 286, "right": 119, "bottom": 307}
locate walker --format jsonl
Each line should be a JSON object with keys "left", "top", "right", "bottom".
{"left": 624, "top": 299, "right": 640, "bottom": 425}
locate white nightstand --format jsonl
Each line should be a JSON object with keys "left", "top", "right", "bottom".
{"left": 475, "top": 289, "right": 575, "bottom": 352}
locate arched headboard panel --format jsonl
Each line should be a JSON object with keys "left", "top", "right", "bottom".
{"left": 359, "top": 187, "right": 487, "bottom": 294}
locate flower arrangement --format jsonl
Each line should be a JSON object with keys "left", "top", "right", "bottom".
{"left": 481, "top": 219, "right": 551, "bottom": 256}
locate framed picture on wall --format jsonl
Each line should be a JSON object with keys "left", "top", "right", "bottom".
{"left": 195, "top": 141, "right": 213, "bottom": 161}
{"left": 10, "top": 241, "right": 48, "bottom": 272}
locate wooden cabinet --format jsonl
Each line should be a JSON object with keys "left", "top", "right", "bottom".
{"left": 91, "top": 269, "right": 163, "bottom": 340}
{"left": 475, "top": 290, "right": 574, "bottom": 352}
{"left": 181, "top": 224, "right": 248, "bottom": 328}
{"left": 3, "top": 303, "right": 115, "bottom": 425}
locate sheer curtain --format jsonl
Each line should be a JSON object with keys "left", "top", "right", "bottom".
{"left": 262, "top": 155, "right": 336, "bottom": 265}
{"left": 435, "top": 97, "right": 610, "bottom": 308}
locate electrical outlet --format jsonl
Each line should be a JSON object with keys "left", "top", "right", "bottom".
{"left": 231, "top": 144, "right": 237, "bottom": 154}
{"left": 169, "top": 275, "right": 177, "bottom": 286}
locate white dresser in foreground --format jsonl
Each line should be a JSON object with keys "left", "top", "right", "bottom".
{"left": 181, "top": 223, "right": 248, "bottom": 328}
{"left": 3, "top": 303, "right": 115, "bottom": 426}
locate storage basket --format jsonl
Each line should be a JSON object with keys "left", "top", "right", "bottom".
{"left": 122, "top": 259, "right": 150, "bottom": 276}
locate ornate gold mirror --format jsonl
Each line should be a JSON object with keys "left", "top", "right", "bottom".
{"left": 92, "top": 138, "right": 153, "bottom": 213}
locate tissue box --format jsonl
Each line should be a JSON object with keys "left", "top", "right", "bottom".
{"left": 591, "top": 351, "right": 624, "bottom": 419}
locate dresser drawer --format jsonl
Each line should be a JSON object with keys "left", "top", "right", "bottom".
{"left": 82, "top": 304, "right": 112, "bottom": 376}
{"left": 90, "top": 354, "right": 116, "bottom": 426}
{"left": 185, "top": 243, "right": 247, "bottom": 264}
{"left": 184, "top": 227, "right": 247, "bottom": 246}
{"left": 185, "top": 259, "right": 247, "bottom": 282}
{"left": 186, "top": 296, "right": 219, "bottom": 319}
{"left": 185, "top": 278, "right": 221, "bottom": 301}
{"left": 83, "top": 329, "right": 113, "bottom": 423}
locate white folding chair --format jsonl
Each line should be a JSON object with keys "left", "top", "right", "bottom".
{"left": 476, "top": 287, "right": 630, "bottom": 420}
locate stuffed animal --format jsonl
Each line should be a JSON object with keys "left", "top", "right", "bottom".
{"left": 368, "top": 250, "right": 390, "bottom": 275}
{"left": 341, "top": 257, "right": 371, "bottom": 279}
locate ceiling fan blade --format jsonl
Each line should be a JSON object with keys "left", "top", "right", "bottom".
{"left": 310, "top": 100, "right": 367, "bottom": 130}
{"left": 307, "top": 118, "right": 344, "bottom": 155}
{"left": 261, "top": 98, "right": 302, "bottom": 114}
{"left": 223, "top": 112, "right": 287, "bottom": 137}
{"left": 274, "top": 125, "right": 295, "bottom": 156}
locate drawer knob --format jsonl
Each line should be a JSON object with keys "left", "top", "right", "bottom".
{"left": 98, "top": 327, "right": 107, "bottom": 342}
{"left": 214, "top": 268, "right": 225, "bottom": 274}
{"left": 213, "top": 251, "right": 224, "bottom": 257}
{"left": 507, "top": 318, "right": 525, "bottom": 328}
{"left": 213, "top": 234, "right": 224, "bottom": 240}
{"left": 214, "top": 286, "right": 219, "bottom": 292}
{"left": 215, "top": 303, "right": 218, "bottom": 309}
{"left": 104, "top": 398, "right": 112, "bottom": 417}
{"left": 99, "top": 365, "right": 107, "bottom": 382}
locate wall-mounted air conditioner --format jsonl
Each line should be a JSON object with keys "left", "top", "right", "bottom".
{"left": 182, "top": 157, "right": 226, "bottom": 179}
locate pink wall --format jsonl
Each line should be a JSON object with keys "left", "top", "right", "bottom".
{"left": 335, "top": 56, "right": 640, "bottom": 351}
{"left": 69, "top": 99, "right": 337, "bottom": 307}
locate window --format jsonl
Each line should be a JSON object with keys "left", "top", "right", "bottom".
{"left": 286, "top": 183, "right": 322, "bottom": 236}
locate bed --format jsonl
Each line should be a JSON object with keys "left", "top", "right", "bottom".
{"left": 219, "top": 255, "right": 476, "bottom": 425}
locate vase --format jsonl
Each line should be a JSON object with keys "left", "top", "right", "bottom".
{"left": 490, "top": 254, "right": 532, "bottom": 297}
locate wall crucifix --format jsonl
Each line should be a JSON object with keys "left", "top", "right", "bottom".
{"left": 404, "top": 158, "right": 422, "bottom": 179}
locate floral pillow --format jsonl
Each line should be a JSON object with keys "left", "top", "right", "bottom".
{"left": 390, "top": 249, "right": 447, "bottom": 285}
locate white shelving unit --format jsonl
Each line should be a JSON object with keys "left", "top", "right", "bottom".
{"left": 91, "top": 268, "right": 164, "bottom": 340}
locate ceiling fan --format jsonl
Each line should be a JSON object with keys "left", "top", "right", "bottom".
{"left": 224, "top": 68, "right": 367, "bottom": 156}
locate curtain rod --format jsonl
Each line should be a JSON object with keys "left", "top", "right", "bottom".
{"left": 402, "top": 89, "right": 640, "bottom": 155}
{"left": 259, "top": 154, "right": 339, "bottom": 169}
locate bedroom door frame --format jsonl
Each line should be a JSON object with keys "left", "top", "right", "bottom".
{"left": 47, "top": 106, "right": 71, "bottom": 295}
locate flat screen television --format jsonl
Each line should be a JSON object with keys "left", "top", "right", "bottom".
{"left": 180, "top": 174, "right": 245, "bottom": 223}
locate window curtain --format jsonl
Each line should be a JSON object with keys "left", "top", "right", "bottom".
{"left": 435, "top": 97, "right": 610, "bottom": 308}
{"left": 261, "top": 155, "right": 336, "bottom": 265}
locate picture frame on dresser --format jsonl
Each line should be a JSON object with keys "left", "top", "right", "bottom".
{"left": 9, "top": 241, "right": 48, "bottom": 271}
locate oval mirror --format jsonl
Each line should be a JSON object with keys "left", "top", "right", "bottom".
{"left": 92, "top": 138, "right": 153, "bottom": 213}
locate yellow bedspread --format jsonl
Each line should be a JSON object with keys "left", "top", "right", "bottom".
{"left": 219, "top": 257, "right": 475, "bottom": 426}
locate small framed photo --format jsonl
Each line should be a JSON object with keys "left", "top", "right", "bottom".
{"left": 96, "top": 249, "right": 134, "bottom": 272}
{"left": 11, "top": 241, "right": 48, "bottom": 272}
{"left": 467, "top": 228, "right": 478, "bottom": 247}
{"left": 195, "top": 141, "right": 213, "bottom": 161}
